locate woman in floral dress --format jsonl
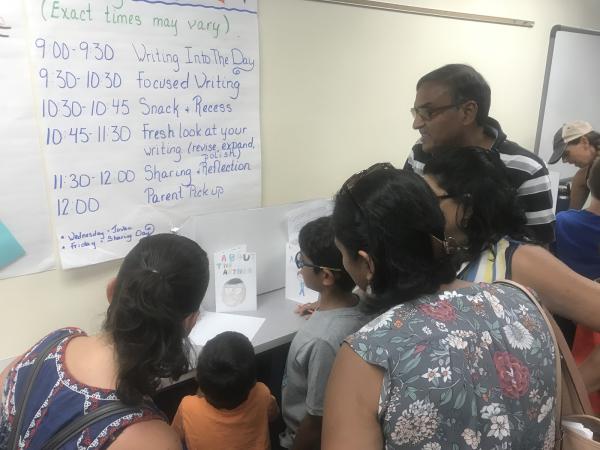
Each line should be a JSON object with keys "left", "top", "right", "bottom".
{"left": 322, "top": 166, "right": 556, "bottom": 450}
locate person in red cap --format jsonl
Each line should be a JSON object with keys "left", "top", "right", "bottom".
{"left": 550, "top": 120, "right": 600, "bottom": 209}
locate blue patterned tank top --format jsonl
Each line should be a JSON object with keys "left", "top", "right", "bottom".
{"left": 0, "top": 328, "right": 165, "bottom": 449}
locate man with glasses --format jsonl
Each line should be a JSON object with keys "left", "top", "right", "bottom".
{"left": 404, "top": 64, "right": 556, "bottom": 244}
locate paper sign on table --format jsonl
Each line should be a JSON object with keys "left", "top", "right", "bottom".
{"left": 285, "top": 242, "right": 319, "bottom": 304}
{"left": 286, "top": 200, "right": 333, "bottom": 242}
{"left": 189, "top": 311, "right": 265, "bottom": 347}
{"left": 214, "top": 247, "right": 257, "bottom": 312}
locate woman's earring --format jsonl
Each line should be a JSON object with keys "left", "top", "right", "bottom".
{"left": 366, "top": 284, "right": 374, "bottom": 296}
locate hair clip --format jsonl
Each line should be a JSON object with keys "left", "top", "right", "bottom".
{"left": 430, "top": 234, "right": 469, "bottom": 256}
{"left": 443, "top": 236, "right": 469, "bottom": 254}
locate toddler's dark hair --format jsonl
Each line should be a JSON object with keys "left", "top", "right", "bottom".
{"left": 196, "top": 331, "right": 256, "bottom": 409}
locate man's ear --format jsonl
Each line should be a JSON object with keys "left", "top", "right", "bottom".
{"left": 106, "top": 277, "right": 117, "bottom": 304}
{"left": 460, "top": 100, "right": 478, "bottom": 126}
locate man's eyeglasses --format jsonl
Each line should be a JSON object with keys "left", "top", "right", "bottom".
{"left": 410, "top": 104, "right": 459, "bottom": 121}
{"left": 295, "top": 251, "right": 342, "bottom": 272}
{"left": 561, "top": 148, "right": 571, "bottom": 163}
{"left": 436, "top": 193, "right": 454, "bottom": 201}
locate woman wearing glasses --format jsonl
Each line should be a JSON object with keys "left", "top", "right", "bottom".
{"left": 422, "top": 147, "right": 600, "bottom": 335}
{"left": 323, "top": 166, "right": 556, "bottom": 449}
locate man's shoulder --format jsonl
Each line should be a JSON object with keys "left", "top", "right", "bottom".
{"left": 496, "top": 138, "right": 539, "bottom": 159}
{"left": 408, "top": 141, "right": 430, "bottom": 162}
{"left": 404, "top": 141, "right": 430, "bottom": 174}
{"left": 495, "top": 139, "right": 548, "bottom": 174}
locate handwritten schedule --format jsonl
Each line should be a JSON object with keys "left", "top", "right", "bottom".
{"left": 25, "top": 0, "right": 261, "bottom": 268}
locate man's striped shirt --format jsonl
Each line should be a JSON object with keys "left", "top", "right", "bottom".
{"left": 404, "top": 118, "right": 555, "bottom": 244}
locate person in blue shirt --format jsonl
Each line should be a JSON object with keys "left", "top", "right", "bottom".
{"left": 553, "top": 157, "right": 600, "bottom": 280}
{"left": 553, "top": 157, "right": 600, "bottom": 411}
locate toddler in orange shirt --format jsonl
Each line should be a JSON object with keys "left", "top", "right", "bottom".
{"left": 172, "top": 331, "right": 279, "bottom": 450}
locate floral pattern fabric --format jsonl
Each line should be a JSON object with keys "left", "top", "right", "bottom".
{"left": 347, "top": 282, "right": 556, "bottom": 450}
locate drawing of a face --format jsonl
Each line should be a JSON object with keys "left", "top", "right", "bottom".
{"left": 222, "top": 278, "right": 246, "bottom": 306}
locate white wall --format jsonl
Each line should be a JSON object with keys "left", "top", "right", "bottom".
{"left": 2, "top": 0, "right": 600, "bottom": 360}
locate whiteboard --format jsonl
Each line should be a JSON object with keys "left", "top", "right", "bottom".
{"left": 535, "top": 26, "right": 600, "bottom": 179}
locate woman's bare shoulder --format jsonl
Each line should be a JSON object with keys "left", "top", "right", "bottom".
{"left": 108, "top": 419, "right": 182, "bottom": 450}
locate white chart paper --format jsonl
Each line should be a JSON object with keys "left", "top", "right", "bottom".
{"left": 286, "top": 199, "right": 333, "bottom": 243}
{"left": 24, "top": 0, "right": 261, "bottom": 268}
{"left": 189, "top": 310, "right": 265, "bottom": 347}
{"left": 285, "top": 242, "right": 319, "bottom": 304}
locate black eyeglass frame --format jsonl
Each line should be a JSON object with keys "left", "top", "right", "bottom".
{"left": 410, "top": 103, "right": 459, "bottom": 121}
{"left": 295, "top": 251, "right": 342, "bottom": 272}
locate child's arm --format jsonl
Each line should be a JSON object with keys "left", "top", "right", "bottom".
{"left": 294, "top": 301, "right": 319, "bottom": 318}
{"left": 267, "top": 394, "right": 279, "bottom": 422}
{"left": 292, "top": 414, "right": 322, "bottom": 450}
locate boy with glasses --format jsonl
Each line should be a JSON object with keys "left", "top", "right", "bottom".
{"left": 280, "top": 216, "right": 369, "bottom": 450}
{"left": 405, "top": 64, "right": 556, "bottom": 244}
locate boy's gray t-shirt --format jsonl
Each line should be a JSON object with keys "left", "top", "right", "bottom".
{"left": 280, "top": 305, "right": 369, "bottom": 447}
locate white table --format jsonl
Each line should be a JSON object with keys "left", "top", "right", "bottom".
{"left": 165, "top": 288, "right": 305, "bottom": 386}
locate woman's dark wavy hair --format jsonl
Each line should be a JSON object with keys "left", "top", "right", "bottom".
{"left": 423, "top": 147, "right": 529, "bottom": 260}
{"left": 104, "top": 233, "right": 209, "bottom": 405}
{"left": 332, "top": 167, "right": 455, "bottom": 314}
